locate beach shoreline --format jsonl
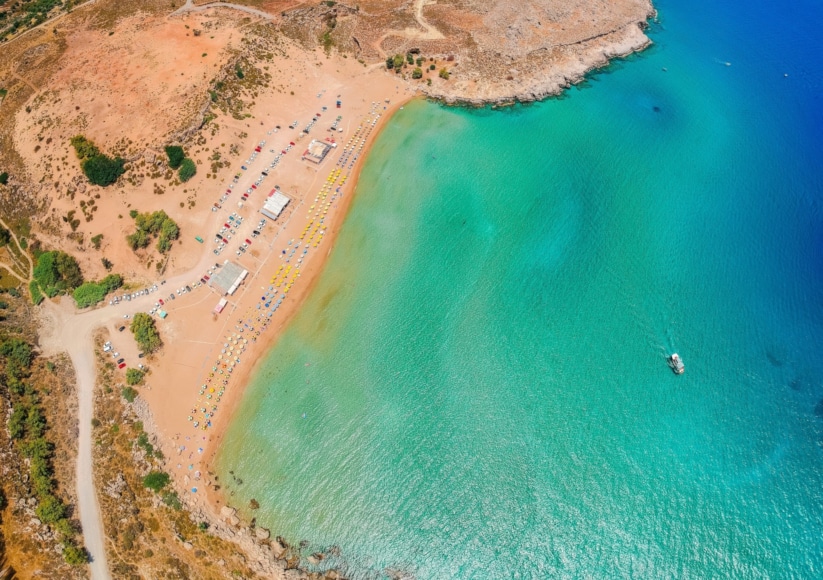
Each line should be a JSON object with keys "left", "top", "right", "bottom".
{"left": 199, "top": 95, "right": 413, "bottom": 515}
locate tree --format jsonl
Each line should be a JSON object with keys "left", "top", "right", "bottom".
{"left": 439, "top": 68, "right": 450, "bottom": 80}
{"left": 33, "top": 250, "right": 83, "bottom": 295}
{"left": 62, "top": 542, "right": 89, "bottom": 565}
{"left": 127, "top": 210, "right": 180, "bottom": 254}
{"left": 55, "top": 251, "right": 83, "bottom": 288}
{"left": 412, "top": 67, "right": 423, "bottom": 79}
{"left": 9, "top": 405, "right": 27, "bottom": 440}
{"left": 392, "top": 54, "right": 404, "bottom": 69}
{"left": 82, "top": 154, "right": 126, "bottom": 187}
{"left": 0, "top": 171, "right": 8, "bottom": 185}
{"left": 121, "top": 386, "right": 137, "bottom": 402}
{"left": 69, "top": 135, "right": 100, "bottom": 160}
{"left": 0, "top": 226, "right": 10, "bottom": 246}
{"left": 35, "top": 493, "right": 66, "bottom": 524}
{"left": 178, "top": 158, "right": 196, "bottom": 182}
{"left": 1, "top": 337, "right": 34, "bottom": 370}
{"left": 142, "top": 471, "right": 170, "bottom": 492}
{"left": 385, "top": 56, "right": 394, "bottom": 70}
{"left": 126, "top": 229, "right": 150, "bottom": 250}
{"left": 130, "top": 313, "right": 162, "bottom": 353}
{"left": 33, "top": 251, "right": 59, "bottom": 290}
{"left": 164, "top": 145, "right": 185, "bottom": 169}
{"left": 126, "top": 368, "right": 144, "bottom": 385}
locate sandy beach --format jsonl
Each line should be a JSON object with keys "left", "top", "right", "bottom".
{"left": 117, "top": 45, "right": 415, "bottom": 521}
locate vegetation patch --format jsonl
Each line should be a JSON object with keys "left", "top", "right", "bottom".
{"left": 125, "top": 368, "right": 144, "bottom": 385}
{"left": 130, "top": 312, "right": 162, "bottom": 353}
{"left": 70, "top": 135, "right": 126, "bottom": 187}
{"left": 72, "top": 273, "right": 123, "bottom": 309}
{"left": 0, "top": 335, "right": 87, "bottom": 564}
{"left": 126, "top": 210, "right": 180, "bottom": 254}
{"left": 32, "top": 250, "right": 83, "bottom": 298}
{"left": 164, "top": 145, "right": 185, "bottom": 169}
{"left": 178, "top": 158, "right": 196, "bottom": 182}
{"left": 142, "top": 471, "right": 170, "bottom": 493}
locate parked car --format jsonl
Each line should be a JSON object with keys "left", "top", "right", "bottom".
{"left": 117, "top": 358, "right": 125, "bottom": 365}
{"left": 138, "top": 353, "right": 145, "bottom": 359}
{"left": 118, "top": 362, "right": 126, "bottom": 369}
{"left": 118, "top": 326, "right": 126, "bottom": 332}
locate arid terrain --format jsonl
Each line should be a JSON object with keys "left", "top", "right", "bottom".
{"left": 0, "top": 0, "right": 655, "bottom": 578}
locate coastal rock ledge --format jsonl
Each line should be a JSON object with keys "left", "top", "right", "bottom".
{"left": 277, "top": 0, "right": 656, "bottom": 105}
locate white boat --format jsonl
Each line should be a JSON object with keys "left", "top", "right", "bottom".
{"left": 668, "top": 353, "right": 685, "bottom": 374}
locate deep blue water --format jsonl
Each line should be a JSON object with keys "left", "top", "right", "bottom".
{"left": 217, "top": 0, "right": 823, "bottom": 577}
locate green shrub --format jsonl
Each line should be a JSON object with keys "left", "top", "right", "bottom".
{"left": 0, "top": 171, "right": 8, "bottom": 185}
{"left": 1, "top": 337, "right": 34, "bottom": 371}
{"left": 72, "top": 274, "right": 122, "bottom": 308}
{"left": 412, "top": 67, "right": 423, "bottom": 79}
{"left": 143, "top": 471, "right": 170, "bottom": 492}
{"left": 126, "top": 368, "right": 144, "bottom": 385}
{"left": 121, "top": 386, "right": 137, "bottom": 403}
{"left": 178, "top": 158, "right": 196, "bottom": 182}
{"left": 128, "top": 210, "right": 180, "bottom": 254}
{"left": 162, "top": 491, "right": 182, "bottom": 510}
{"left": 164, "top": 145, "right": 185, "bottom": 169}
{"left": 439, "top": 68, "right": 450, "bottom": 80}
{"left": 36, "top": 493, "right": 66, "bottom": 523}
{"left": 82, "top": 154, "right": 125, "bottom": 187}
{"left": 29, "top": 280, "right": 44, "bottom": 305}
{"left": 91, "top": 233, "right": 103, "bottom": 249}
{"left": 70, "top": 135, "right": 125, "bottom": 186}
{"left": 69, "top": 135, "right": 100, "bottom": 160}
{"left": 0, "top": 226, "right": 10, "bottom": 246}
{"left": 9, "top": 405, "right": 27, "bottom": 440}
{"left": 62, "top": 542, "right": 88, "bottom": 565}
{"left": 33, "top": 250, "right": 83, "bottom": 296}
{"left": 130, "top": 313, "right": 162, "bottom": 353}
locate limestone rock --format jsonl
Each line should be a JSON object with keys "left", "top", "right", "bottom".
{"left": 255, "top": 527, "right": 270, "bottom": 540}
{"left": 272, "top": 537, "right": 287, "bottom": 558}
{"left": 220, "top": 505, "right": 236, "bottom": 518}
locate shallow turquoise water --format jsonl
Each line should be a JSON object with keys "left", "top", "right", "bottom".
{"left": 217, "top": 0, "right": 823, "bottom": 577}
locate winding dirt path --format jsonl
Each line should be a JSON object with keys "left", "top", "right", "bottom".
{"left": 36, "top": 237, "right": 226, "bottom": 579}
{"left": 171, "top": 0, "right": 277, "bottom": 20}
{"left": 373, "top": 0, "right": 444, "bottom": 57}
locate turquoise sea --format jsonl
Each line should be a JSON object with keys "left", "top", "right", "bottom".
{"left": 216, "top": 0, "right": 823, "bottom": 577}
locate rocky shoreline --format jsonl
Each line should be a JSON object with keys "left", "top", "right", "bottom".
{"left": 421, "top": 18, "right": 655, "bottom": 106}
